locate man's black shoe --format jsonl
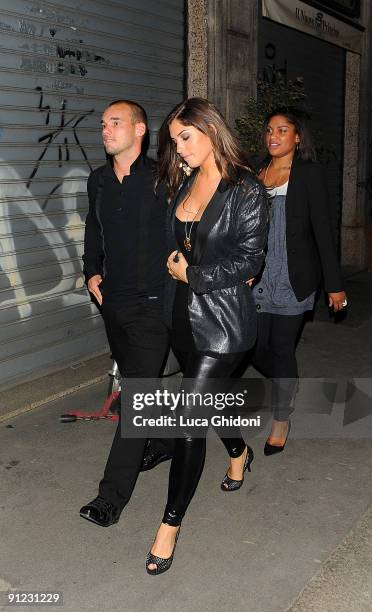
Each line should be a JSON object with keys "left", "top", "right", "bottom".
{"left": 79, "top": 496, "right": 121, "bottom": 527}
{"left": 141, "top": 445, "right": 172, "bottom": 472}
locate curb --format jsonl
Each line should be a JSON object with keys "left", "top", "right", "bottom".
{"left": 0, "top": 374, "right": 107, "bottom": 424}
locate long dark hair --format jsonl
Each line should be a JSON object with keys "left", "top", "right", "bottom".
{"left": 261, "top": 107, "right": 317, "bottom": 169}
{"left": 157, "top": 97, "right": 255, "bottom": 199}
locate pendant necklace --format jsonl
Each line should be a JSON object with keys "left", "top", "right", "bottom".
{"left": 184, "top": 202, "right": 202, "bottom": 251}
{"left": 181, "top": 172, "right": 202, "bottom": 252}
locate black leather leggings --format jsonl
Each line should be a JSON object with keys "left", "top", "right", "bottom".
{"left": 162, "top": 349, "right": 246, "bottom": 526}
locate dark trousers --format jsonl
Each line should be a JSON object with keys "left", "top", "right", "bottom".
{"left": 98, "top": 298, "right": 170, "bottom": 508}
{"left": 162, "top": 349, "right": 246, "bottom": 526}
{"left": 251, "top": 312, "right": 305, "bottom": 421}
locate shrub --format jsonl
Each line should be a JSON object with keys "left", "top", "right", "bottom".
{"left": 235, "top": 77, "right": 307, "bottom": 158}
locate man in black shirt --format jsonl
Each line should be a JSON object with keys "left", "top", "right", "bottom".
{"left": 80, "top": 100, "right": 172, "bottom": 527}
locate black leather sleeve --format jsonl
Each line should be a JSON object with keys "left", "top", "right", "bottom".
{"left": 82, "top": 169, "right": 104, "bottom": 281}
{"left": 186, "top": 182, "right": 268, "bottom": 294}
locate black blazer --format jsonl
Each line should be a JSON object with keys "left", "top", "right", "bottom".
{"left": 285, "top": 158, "right": 343, "bottom": 299}
{"left": 164, "top": 170, "right": 269, "bottom": 353}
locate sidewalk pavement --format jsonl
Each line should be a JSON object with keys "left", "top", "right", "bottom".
{"left": 0, "top": 353, "right": 112, "bottom": 424}
{"left": 0, "top": 270, "right": 371, "bottom": 611}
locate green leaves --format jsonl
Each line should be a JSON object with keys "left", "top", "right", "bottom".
{"left": 235, "top": 77, "right": 307, "bottom": 157}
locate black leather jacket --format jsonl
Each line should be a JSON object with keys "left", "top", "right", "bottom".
{"left": 164, "top": 169, "right": 269, "bottom": 353}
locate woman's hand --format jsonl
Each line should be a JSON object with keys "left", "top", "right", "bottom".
{"left": 167, "top": 250, "right": 189, "bottom": 283}
{"left": 328, "top": 291, "right": 347, "bottom": 312}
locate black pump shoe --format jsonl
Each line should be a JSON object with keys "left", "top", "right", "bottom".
{"left": 220, "top": 446, "right": 254, "bottom": 492}
{"left": 264, "top": 420, "right": 291, "bottom": 456}
{"left": 146, "top": 527, "right": 181, "bottom": 576}
{"left": 79, "top": 496, "right": 121, "bottom": 527}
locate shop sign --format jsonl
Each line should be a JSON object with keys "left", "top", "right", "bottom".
{"left": 317, "top": 1, "right": 360, "bottom": 19}
{"left": 262, "top": 0, "right": 363, "bottom": 53}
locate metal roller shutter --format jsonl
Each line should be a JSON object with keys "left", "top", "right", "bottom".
{"left": 0, "top": 0, "right": 185, "bottom": 386}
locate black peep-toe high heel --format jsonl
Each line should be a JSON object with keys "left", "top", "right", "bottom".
{"left": 146, "top": 527, "right": 181, "bottom": 576}
{"left": 220, "top": 446, "right": 254, "bottom": 492}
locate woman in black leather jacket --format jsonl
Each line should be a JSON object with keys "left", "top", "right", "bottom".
{"left": 145, "top": 98, "right": 268, "bottom": 575}
{"left": 252, "top": 108, "right": 347, "bottom": 454}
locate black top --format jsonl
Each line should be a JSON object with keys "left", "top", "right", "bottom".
{"left": 170, "top": 217, "right": 199, "bottom": 351}
{"left": 83, "top": 154, "right": 168, "bottom": 303}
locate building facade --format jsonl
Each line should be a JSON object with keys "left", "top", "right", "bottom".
{"left": 1, "top": 0, "right": 371, "bottom": 385}
{"left": 188, "top": 0, "right": 372, "bottom": 270}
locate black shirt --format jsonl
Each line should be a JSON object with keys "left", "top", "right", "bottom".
{"left": 83, "top": 154, "right": 168, "bottom": 303}
{"left": 170, "top": 218, "right": 199, "bottom": 350}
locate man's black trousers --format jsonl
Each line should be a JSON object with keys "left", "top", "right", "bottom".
{"left": 98, "top": 298, "right": 171, "bottom": 509}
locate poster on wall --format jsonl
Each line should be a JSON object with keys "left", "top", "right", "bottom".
{"left": 262, "top": 0, "right": 363, "bottom": 53}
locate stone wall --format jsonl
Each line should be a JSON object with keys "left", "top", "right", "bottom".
{"left": 186, "top": 0, "right": 208, "bottom": 98}
{"left": 187, "top": 0, "right": 258, "bottom": 126}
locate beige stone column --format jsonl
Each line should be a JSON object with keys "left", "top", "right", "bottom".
{"left": 186, "top": 0, "right": 259, "bottom": 125}
{"left": 341, "top": 52, "right": 366, "bottom": 269}
{"left": 186, "top": 0, "right": 208, "bottom": 98}
{"left": 341, "top": 0, "right": 372, "bottom": 271}
{"left": 207, "top": 0, "right": 259, "bottom": 126}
